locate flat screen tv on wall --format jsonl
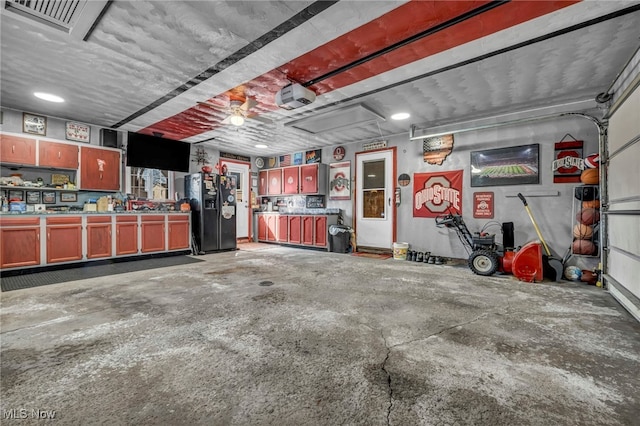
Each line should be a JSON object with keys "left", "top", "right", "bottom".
{"left": 126, "top": 132, "right": 191, "bottom": 172}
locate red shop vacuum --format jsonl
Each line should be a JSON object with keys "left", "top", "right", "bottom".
{"left": 435, "top": 211, "right": 548, "bottom": 282}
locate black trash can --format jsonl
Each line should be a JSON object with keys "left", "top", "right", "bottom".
{"left": 329, "top": 225, "right": 352, "bottom": 253}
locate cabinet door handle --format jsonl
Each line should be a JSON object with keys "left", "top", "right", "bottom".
{"left": 47, "top": 232, "right": 50, "bottom": 240}
{"left": 37, "top": 232, "right": 40, "bottom": 241}
{"left": 58, "top": 151, "right": 61, "bottom": 159}
{"left": 12, "top": 145, "right": 15, "bottom": 153}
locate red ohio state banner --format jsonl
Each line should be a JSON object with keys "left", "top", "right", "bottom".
{"left": 413, "top": 170, "right": 463, "bottom": 218}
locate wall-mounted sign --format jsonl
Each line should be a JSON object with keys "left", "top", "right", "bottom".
{"left": 398, "top": 173, "right": 410, "bottom": 187}
{"left": 220, "top": 151, "right": 251, "bottom": 163}
{"left": 293, "top": 152, "right": 303, "bottom": 165}
{"left": 423, "top": 134, "right": 454, "bottom": 165}
{"left": 329, "top": 161, "right": 351, "bottom": 200}
{"left": 362, "top": 140, "right": 386, "bottom": 151}
{"left": 65, "top": 122, "right": 90, "bottom": 143}
{"left": 279, "top": 154, "right": 291, "bottom": 167}
{"left": 413, "top": 170, "right": 463, "bottom": 218}
{"left": 473, "top": 192, "right": 494, "bottom": 218}
{"left": 305, "top": 149, "right": 321, "bottom": 164}
{"left": 333, "top": 146, "right": 345, "bottom": 161}
{"left": 552, "top": 140, "right": 584, "bottom": 183}
{"left": 23, "top": 113, "right": 46, "bottom": 136}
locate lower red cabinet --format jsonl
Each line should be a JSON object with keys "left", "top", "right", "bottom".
{"left": 288, "top": 216, "right": 301, "bottom": 244}
{"left": 0, "top": 217, "right": 40, "bottom": 268}
{"left": 46, "top": 216, "right": 82, "bottom": 263}
{"left": 168, "top": 215, "right": 190, "bottom": 250}
{"left": 116, "top": 216, "right": 138, "bottom": 255}
{"left": 141, "top": 215, "right": 166, "bottom": 253}
{"left": 277, "top": 215, "right": 288, "bottom": 242}
{"left": 314, "top": 216, "right": 327, "bottom": 247}
{"left": 87, "top": 216, "right": 112, "bottom": 259}
{"left": 302, "top": 216, "right": 314, "bottom": 245}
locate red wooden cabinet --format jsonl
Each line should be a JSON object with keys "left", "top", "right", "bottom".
{"left": 266, "top": 214, "right": 277, "bottom": 242}
{"left": 141, "top": 215, "right": 165, "bottom": 253}
{"left": 277, "top": 215, "right": 288, "bottom": 242}
{"left": 258, "top": 171, "right": 268, "bottom": 196}
{"left": 116, "top": 216, "right": 138, "bottom": 255}
{"left": 314, "top": 216, "right": 328, "bottom": 247}
{"left": 302, "top": 216, "right": 314, "bottom": 245}
{"left": 168, "top": 215, "right": 190, "bottom": 250}
{"left": 257, "top": 214, "right": 268, "bottom": 241}
{"left": 86, "top": 216, "right": 112, "bottom": 259}
{"left": 300, "top": 164, "right": 319, "bottom": 194}
{"left": 39, "top": 140, "right": 79, "bottom": 169}
{"left": 0, "top": 135, "right": 36, "bottom": 165}
{"left": 80, "top": 146, "right": 121, "bottom": 191}
{"left": 46, "top": 216, "right": 82, "bottom": 263}
{"left": 267, "top": 169, "right": 282, "bottom": 195}
{"left": 288, "top": 215, "right": 301, "bottom": 244}
{"left": 282, "top": 166, "right": 300, "bottom": 194}
{"left": 0, "top": 217, "right": 40, "bottom": 268}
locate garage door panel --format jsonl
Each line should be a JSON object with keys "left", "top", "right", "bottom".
{"left": 607, "top": 141, "right": 640, "bottom": 203}
{"left": 608, "top": 250, "right": 640, "bottom": 298}
{"left": 607, "top": 216, "right": 640, "bottom": 256}
{"left": 608, "top": 87, "right": 640, "bottom": 152}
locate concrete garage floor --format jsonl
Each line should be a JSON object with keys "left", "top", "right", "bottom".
{"left": 1, "top": 245, "right": 639, "bottom": 425}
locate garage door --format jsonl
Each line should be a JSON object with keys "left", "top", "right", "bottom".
{"left": 605, "top": 62, "right": 640, "bottom": 321}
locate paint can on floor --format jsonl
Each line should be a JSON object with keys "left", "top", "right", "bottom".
{"left": 393, "top": 242, "right": 409, "bottom": 260}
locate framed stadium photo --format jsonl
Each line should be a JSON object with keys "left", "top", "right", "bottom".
{"left": 470, "top": 144, "right": 539, "bottom": 187}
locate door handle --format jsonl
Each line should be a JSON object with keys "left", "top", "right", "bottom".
{"left": 58, "top": 151, "right": 61, "bottom": 159}
{"left": 388, "top": 197, "right": 391, "bottom": 206}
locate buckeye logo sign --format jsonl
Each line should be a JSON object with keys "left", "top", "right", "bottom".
{"left": 413, "top": 170, "right": 463, "bottom": 218}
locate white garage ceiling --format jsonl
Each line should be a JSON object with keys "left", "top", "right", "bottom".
{"left": 1, "top": 1, "right": 639, "bottom": 156}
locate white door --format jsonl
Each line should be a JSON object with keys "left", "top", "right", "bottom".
{"left": 355, "top": 149, "right": 395, "bottom": 250}
{"left": 223, "top": 161, "right": 250, "bottom": 239}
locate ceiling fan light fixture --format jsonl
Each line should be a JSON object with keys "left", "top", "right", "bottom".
{"left": 391, "top": 112, "right": 410, "bottom": 120}
{"left": 34, "top": 92, "right": 64, "bottom": 103}
{"left": 229, "top": 114, "right": 245, "bottom": 126}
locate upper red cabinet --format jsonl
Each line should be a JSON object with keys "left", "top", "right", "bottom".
{"left": 39, "top": 140, "right": 79, "bottom": 169}
{"left": 257, "top": 164, "right": 327, "bottom": 195}
{"left": 282, "top": 166, "right": 299, "bottom": 194}
{"left": 258, "top": 170, "right": 268, "bottom": 196}
{"left": 0, "top": 135, "right": 36, "bottom": 165}
{"left": 267, "top": 169, "right": 282, "bottom": 195}
{"left": 80, "top": 146, "right": 121, "bottom": 191}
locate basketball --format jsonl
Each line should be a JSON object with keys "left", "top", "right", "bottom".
{"left": 580, "top": 168, "right": 599, "bottom": 184}
{"left": 581, "top": 270, "right": 597, "bottom": 285}
{"left": 573, "top": 239, "right": 597, "bottom": 255}
{"left": 582, "top": 199, "right": 600, "bottom": 210}
{"left": 584, "top": 153, "right": 600, "bottom": 168}
{"left": 577, "top": 208, "right": 600, "bottom": 225}
{"left": 564, "top": 265, "right": 582, "bottom": 281}
{"left": 573, "top": 223, "right": 593, "bottom": 239}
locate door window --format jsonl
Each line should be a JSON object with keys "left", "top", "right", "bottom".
{"left": 363, "top": 160, "right": 385, "bottom": 218}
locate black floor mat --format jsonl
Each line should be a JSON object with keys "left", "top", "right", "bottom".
{"left": 1, "top": 255, "right": 204, "bottom": 292}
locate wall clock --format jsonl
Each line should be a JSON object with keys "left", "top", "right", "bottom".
{"left": 23, "top": 113, "right": 47, "bottom": 136}
{"left": 255, "top": 157, "right": 264, "bottom": 169}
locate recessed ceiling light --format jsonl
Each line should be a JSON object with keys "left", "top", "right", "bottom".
{"left": 255, "top": 144, "right": 268, "bottom": 149}
{"left": 34, "top": 92, "right": 64, "bottom": 103}
{"left": 391, "top": 112, "right": 410, "bottom": 120}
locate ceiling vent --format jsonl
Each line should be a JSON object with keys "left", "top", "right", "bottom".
{"left": 3, "top": 0, "right": 109, "bottom": 40}
{"left": 285, "top": 104, "right": 385, "bottom": 134}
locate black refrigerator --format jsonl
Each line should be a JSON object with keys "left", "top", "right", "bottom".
{"left": 185, "top": 172, "right": 237, "bottom": 253}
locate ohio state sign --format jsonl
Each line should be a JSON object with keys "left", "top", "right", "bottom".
{"left": 413, "top": 170, "right": 463, "bottom": 218}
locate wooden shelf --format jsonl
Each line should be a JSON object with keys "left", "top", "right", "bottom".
{"left": 1, "top": 185, "right": 78, "bottom": 192}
